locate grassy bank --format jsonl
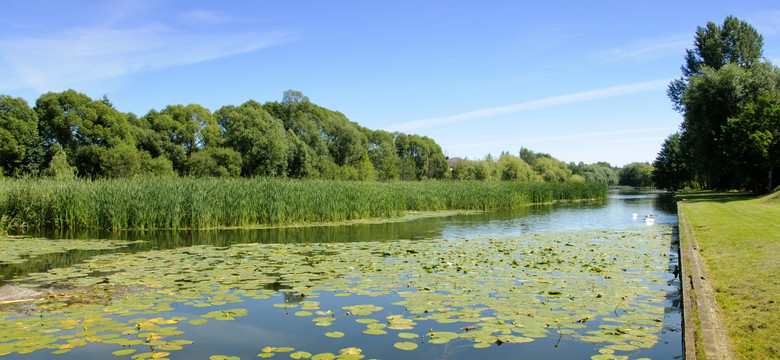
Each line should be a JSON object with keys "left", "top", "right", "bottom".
{"left": 677, "top": 190, "right": 780, "bottom": 359}
{"left": 0, "top": 178, "right": 605, "bottom": 231}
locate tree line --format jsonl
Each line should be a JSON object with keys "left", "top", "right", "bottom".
{"left": 450, "top": 148, "right": 652, "bottom": 187}
{"left": 1, "top": 89, "right": 651, "bottom": 185}
{"left": 654, "top": 16, "right": 780, "bottom": 193}
{"left": 0, "top": 90, "right": 450, "bottom": 181}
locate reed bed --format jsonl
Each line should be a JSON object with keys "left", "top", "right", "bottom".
{"left": 0, "top": 178, "right": 606, "bottom": 231}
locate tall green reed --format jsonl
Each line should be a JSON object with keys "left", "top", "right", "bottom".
{"left": 0, "top": 178, "right": 606, "bottom": 231}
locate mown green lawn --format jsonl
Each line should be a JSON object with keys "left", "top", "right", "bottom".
{"left": 677, "top": 190, "right": 780, "bottom": 359}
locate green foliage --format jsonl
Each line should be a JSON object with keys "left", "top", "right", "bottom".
{"left": 365, "top": 129, "right": 399, "bottom": 180}
{"left": 216, "top": 101, "right": 288, "bottom": 176}
{"left": 188, "top": 147, "right": 242, "bottom": 177}
{"left": 533, "top": 157, "right": 572, "bottom": 182}
{"left": 652, "top": 133, "right": 690, "bottom": 190}
{"left": 4, "top": 89, "right": 613, "bottom": 184}
{"left": 0, "top": 95, "right": 40, "bottom": 176}
{"left": 42, "top": 144, "right": 76, "bottom": 180}
{"left": 619, "top": 162, "right": 654, "bottom": 187}
{"left": 579, "top": 162, "right": 619, "bottom": 186}
{"left": 668, "top": 16, "right": 764, "bottom": 111}
{"left": 664, "top": 16, "right": 780, "bottom": 192}
{"left": 139, "top": 152, "right": 175, "bottom": 177}
{"left": 0, "top": 178, "right": 605, "bottom": 230}
{"left": 101, "top": 142, "right": 142, "bottom": 178}
{"left": 452, "top": 158, "right": 493, "bottom": 180}
{"left": 727, "top": 92, "right": 780, "bottom": 192}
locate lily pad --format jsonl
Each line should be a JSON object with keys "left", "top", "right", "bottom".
{"left": 393, "top": 342, "right": 418, "bottom": 351}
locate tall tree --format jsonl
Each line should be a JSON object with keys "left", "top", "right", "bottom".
{"left": 619, "top": 162, "right": 654, "bottom": 187}
{"left": 496, "top": 153, "right": 536, "bottom": 181}
{"left": 0, "top": 95, "right": 41, "bottom": 176}
{"left": 364, "top": 129, "right": 399, "bottom": 180}
{"left": 728, "top": 92, "right": 780, "bottom": 192}
{"left": 668, "top": 16, "right": 764, "bottom": 112}
{"left": 652, "top": 133, "right": 690, "bottom": 190}
{"left": 667, "top": 16, "right": 778, "bottom": 190}
{"left": 216, "top": 101, "right": 288, "bottom": 177}
{"left": 140, "top": 104, "right": 221, "bottom": 175}
{"left": 35, "top": 90, "right": 137, "bottom": 177}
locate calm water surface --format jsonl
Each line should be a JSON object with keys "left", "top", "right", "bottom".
{"left": 3, "top": 187, "right": 682, "bottom": 360}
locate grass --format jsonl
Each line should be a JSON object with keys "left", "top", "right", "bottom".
{"left": 0, "top": 178, "right": 606, "bottom": 231}
{"left": 677, "top": 189, "right": 780, "bottom": 359}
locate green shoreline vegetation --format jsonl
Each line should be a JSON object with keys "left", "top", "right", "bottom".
{"left": 0, "top": 178, "right": 605, "bottom": 231}
{"left": 678, "top": 189, "right": 780, "bottom": 359}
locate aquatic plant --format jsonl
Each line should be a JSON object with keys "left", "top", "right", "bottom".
{"left": 0, "top": 178, "right": 606, "bottom": 231}
{"left": 0, "top": 225, "right": 671, "bottom": 359}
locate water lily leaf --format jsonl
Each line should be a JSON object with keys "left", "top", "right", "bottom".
{"left": 112, "top": 349, "right": 136, "bottom": 356}
{"left": 393, "top": 342, "right": 418, "bottom": 351}
{"left": 362, "top": 329, "right": 387, "bottom": 335}
{"left": 324, "top": 331, "right": 344, "bottom": 338}
{"left": 290, "top": 351, "right": 312, "bottom": 359}
{"left": 310, "top": 353, "right": 335, "bottom": 360}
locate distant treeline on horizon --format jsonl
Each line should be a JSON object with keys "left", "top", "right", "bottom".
{"left": 0, "top": 89, "right": 652, "bottom": 186}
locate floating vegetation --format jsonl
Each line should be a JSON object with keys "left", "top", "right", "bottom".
{"left": 0, "top": 225, "right": 672, "bottom": 359}
{"left": 0, "top": 237, "right": 138, "bottom": 265}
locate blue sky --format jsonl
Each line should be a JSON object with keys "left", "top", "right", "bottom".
{"left": 2, "top": 1, "right": 779, "bottom": 166}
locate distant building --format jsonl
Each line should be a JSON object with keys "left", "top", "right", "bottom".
{"left": 447, "top": 157, "right": 462, "bottom": 172}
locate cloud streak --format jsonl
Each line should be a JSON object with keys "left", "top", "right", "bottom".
{"left": 384, "top": 79, "right": 673, "bottom": 132}
{"left": 444, "top": 126, "right": 678, "bottom": 150}
{"left": 596, "top": 34, "right": 690, "bottom": 62}
{"left": 0, "top": 21, "right": 296, "bottom": 92}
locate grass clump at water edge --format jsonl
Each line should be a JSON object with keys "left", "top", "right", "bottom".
{"left": 0, "top": 178, "right": 605, "bottom": 231}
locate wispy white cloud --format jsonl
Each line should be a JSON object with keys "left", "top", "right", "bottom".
{"left": 178, "top": 10, "right": 242, "bottom": 25}
{"left": 444, "top": 126, "right": 678, "bottom": 150}
{"left": 384, "top": 79, "right": 673, "bottom": 132}
{"left": 596, "top": 34, "right": 689, "bottom": 62}
{"left": 0, "top": 20, "right": 296, "bottom": 93}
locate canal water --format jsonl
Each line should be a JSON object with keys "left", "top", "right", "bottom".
{"left": 0, "top": 187, "right": 681, "bottom": 359}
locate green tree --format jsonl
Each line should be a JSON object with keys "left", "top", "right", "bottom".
{"left": 652, "top": 133, "right": 690, "bottom": 190}
{"left": 619, "top": 162, "right": 654, "bottom": 187}
{"left": 101, "top": 142, "right": 142, "bottom": 178}
{"left": 35, "top": 90, "right": 136, "bottom": 177}
{"left": 140, "top": 104, "right": 221, "bottom": 175}
{"left": 43, "top": 144, "right": 76, "bottom": 180}
{"left": 496, "top": 153, "right": 536, "bottom": 181}
{"left": 580, "top": 162, "right": 619, "bottom": 185}
{"left": 728, "top": 93, "right": 780, "bottom": 192}
{"left": 0, "top": 95, "right": 41, "bottom": 176}
{"left": 216, "top": 101, "right": 288, "bottom": 177}
{"left": 679, "top": 62, "right": 778, "bottom": 188}
{"left": 668, "top": 16, "right": 764, "bottom": 111}
{"left": 354, "top": 153, "right": 378, "bottom": 181}
{"left": 667, "top": 16, "right": 776, "bottom": 190}
{"left": 533, "top": 157, "right": 572, "bottom": 182}
{"left": 188, "top": 147, "right": 242, "bottom": 177}
{"left": 365, "top": 129, "right": 399, "bottom": 180}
